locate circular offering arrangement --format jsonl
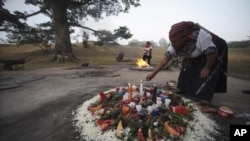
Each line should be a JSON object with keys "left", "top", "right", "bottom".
{"left": 73, "top": 83, "right": 219, "bottom": 141}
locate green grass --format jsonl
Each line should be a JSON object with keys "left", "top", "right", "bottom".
{"left": 0, "top": 43, "right": 249, "bottom": 80}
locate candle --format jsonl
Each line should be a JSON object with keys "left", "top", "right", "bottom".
{"left": 122, "top": 106, "right": 130, "bottom": 116}
{"left": 99, "top": 91, "right": 108, "bottom": 103}
{"left": 152, "top": 84, "right": 157, "bottom": 103}
{"left": 156, "top": 98, "right": 162, "bottom": 107}
{"left": 136, "top": 105, "right": 142, "bottom": 112}
{"left": 151, "top": 108, "right": 159, "bottom": 117}
{"left": 123, "top": 93, "right": 128, "bottom": 100}
{"left": 128, "top": 83, "right": 133, "bottom": 101}
{"left": 139, "top": 80, "right": 143, "bottom": 96}
{"left": 132, "top": 84, "right": 137, "bottom": 92}
{"left": 165, "top": 99, "right": 171, "bottom": 108}
{"left": 143, "top": 91, "right": 148, "bottom": 100}
{"left": 118, "top": 86, "right": 124, "bottom": 96}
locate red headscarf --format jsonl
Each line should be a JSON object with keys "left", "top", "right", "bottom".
{"left": 169, "top": 21, "right": 200, "bottom": 41}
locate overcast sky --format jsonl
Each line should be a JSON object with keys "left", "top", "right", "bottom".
{"left": 2, "top": 0, "right": 250, "bottom": 45}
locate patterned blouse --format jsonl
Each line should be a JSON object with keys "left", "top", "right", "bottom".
{"left": 165, "top": 28, "right": 217, "bottom": 69}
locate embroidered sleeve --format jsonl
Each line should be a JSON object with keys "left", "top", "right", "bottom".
{"left": 196, "top": 29, "right": 216, "bottom": 53}
{"left": 165, "top": 51, "right": 172, "bottom": 58}
{"left": 204, "top": 46, "right": 216, "bottom": 55}
{"left": 165, "top": 45, "right": 175, "bottom": 59}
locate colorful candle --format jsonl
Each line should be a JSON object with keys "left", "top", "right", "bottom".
{"left": 139, "top": 80, "right": 143, "bottom": 96}
{"left": 128, "top": 83, "right": 133, "bottom": 101}
{"left": 118, "top": 86, "right": 124, "bottom": 96}
{"left": 122, "top": 106, "right": 130, "bottom": 116}
{"left": 152, "top": 84, "right": 157, "bottom": 103}
{"left": 132, "top": 84, "right": 136, "bottom": 92}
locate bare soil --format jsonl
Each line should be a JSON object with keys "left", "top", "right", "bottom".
{"left": 0, "top": 64, "right": 250, "bottom": 141}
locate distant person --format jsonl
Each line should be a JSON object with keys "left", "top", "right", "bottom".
{"left": 143, "top": 41, "right": 153, "bottom": 65}
{"left": 146, "top": 21, "right": 228, "bottom": 103}
{"left": 116, "top": 51, "right": 124, "bottom": 62}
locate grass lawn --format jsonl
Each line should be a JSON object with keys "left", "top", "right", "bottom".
{"left": 0, "top": 43, "right": 249, "bottom": 80}
{"left": 227, "top": 48, "right": 250, "bottom": 80}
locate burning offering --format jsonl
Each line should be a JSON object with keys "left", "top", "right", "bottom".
{"left": 136, "top": 58, "right": 150, "bottom": 68}
{"left": 131, "top": 58, "right": 154, "bottom": 71}
{"left": 73, "top": 82, "right": 219, "bottom": 141}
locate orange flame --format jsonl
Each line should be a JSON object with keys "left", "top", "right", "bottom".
{"left": 136, "top": 58, "right": 150, "bottom": 68}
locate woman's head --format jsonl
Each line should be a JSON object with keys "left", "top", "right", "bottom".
{"left": 170, "top": 35, "right": 187, "bottom": 51}
{"left": 145, "top": 41, "right": 151, "bottom": 47}
{"left": 169, "top": 21, "right": 199, "bottom": 50}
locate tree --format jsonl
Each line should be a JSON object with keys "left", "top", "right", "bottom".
{"left": 0, "top": 0, "right": 25, "bottom": 30}
{"left": 93, "top": 26, "right": 132, "bottom": 45}
{"left": 1, "top": 0, "right": 140, "bottom": 62}
{"left": 158, "top": 38, "right": 168, "bottom": 47}
{"left": 128, "top": 39, "right": 140, "bottom": 46}
{"left": 6, "top": 22, "right": 55, "bottom": 53}
{"left": 228, "top": 40, "right": 250, "bottom": 48}
{"left": 82, "top": 31, "right": 89, "bottom": 48}
{"left": 113, "top": 26, "right": 133, "bottom": 41}
{"left": 149, "top": 41, "right": 158, "bottom": 47}
{"left": 94, "top": 29, "right": 113, "bottom": 44}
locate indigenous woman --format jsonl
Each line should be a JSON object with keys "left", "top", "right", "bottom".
{"left": 146, "top": 21, "right": 228, "bottom": 102}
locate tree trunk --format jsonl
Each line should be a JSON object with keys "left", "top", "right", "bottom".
{"left": 50, "top": 0, "right": 76, "bottom": 62}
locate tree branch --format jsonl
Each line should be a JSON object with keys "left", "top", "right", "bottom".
{"left": 69, "top": 22, "right": 105, "bottom": 41}
{"left": 0, "top": 9, "right": 25, "bottom": 29}
{"left": 69, "top": 0, "right": 93, "bottom": 8}
{"left": 22, "top": 8, "right": 48, "bottom": 19}
{"left": 69, "top": 22, "right": 98, "bottom": 33}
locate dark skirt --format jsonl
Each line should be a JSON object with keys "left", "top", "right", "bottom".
{"left": 143, "top": 54, "right": 152, "bottom": 60}
{"left": 177, "top": 37, "right": 228, "bottom": 101}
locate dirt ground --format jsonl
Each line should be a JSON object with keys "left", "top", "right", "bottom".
{"left": 0, "top": 64, "right": 250, "bottom": 141}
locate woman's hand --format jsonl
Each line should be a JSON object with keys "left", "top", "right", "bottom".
{"left": 146, "top": 73, "right": 154, "bottom": 81}
{"left": 145, "top": 56, "right": 169, "bottom": 81}
{"left": 200, "top": 68, "right": 210, "bottom": 79}
{"left": 200, "top": 49, "right": 218, "bottom": 79}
